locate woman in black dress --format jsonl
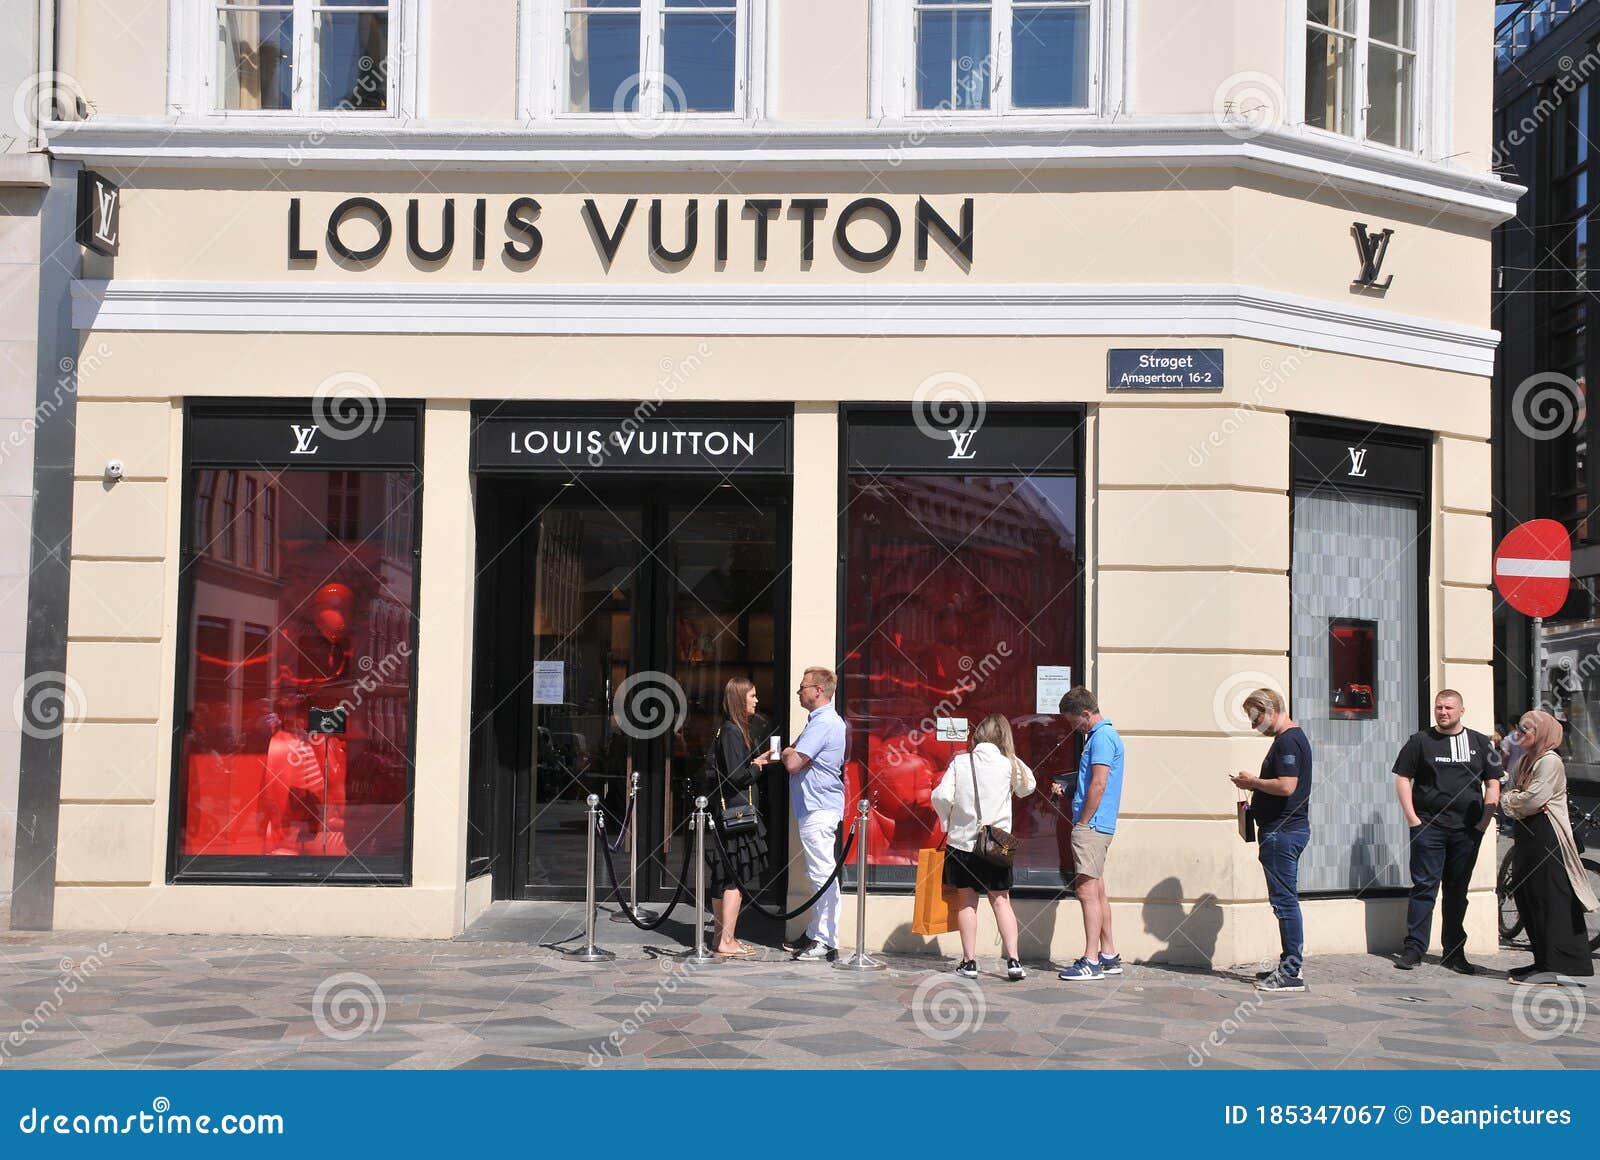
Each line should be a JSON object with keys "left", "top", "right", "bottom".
{"left": 1502, "top": 710, "right": 1599, "bottom": 983}
{"left": 706, "top": 677, "right": 772, "bottom": 957}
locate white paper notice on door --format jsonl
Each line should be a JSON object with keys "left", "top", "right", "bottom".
{"left": 532, "top": 661, "right": 565, "bottom": 705}
{"left": 1035, "top": 666, "right": 1073, "bottom": 715}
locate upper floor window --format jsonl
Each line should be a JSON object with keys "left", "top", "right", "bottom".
{"left": 1304, "top": 0, "right": 1418, "bottom": 149}
{"left": 915, "top": 0, "right": 1091, "bottom": 112}
{"left": 214, "top": 0, "right": 393, "bottom": 112}
{"left": 559, "top": 0, "right": 747, "bottom": 118}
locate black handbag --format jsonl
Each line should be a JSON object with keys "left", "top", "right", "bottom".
{"left": 967, "top": 750, "right": 1018, "bottom": 868}
{"left": 713, "top": 725, "right": 761, "bottom": 835}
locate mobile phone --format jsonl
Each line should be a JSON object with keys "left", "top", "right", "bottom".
{"left": 769, "top": 735, "right": 781, "bottom": 759}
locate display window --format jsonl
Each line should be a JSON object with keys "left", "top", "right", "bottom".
{"left": 171, "top": 404, "right": 421, "bottom": 882}
{"left": 841, "top": 408, "right": 1083, "bottom": 889}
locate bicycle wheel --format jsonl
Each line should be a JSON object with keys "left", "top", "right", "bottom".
{"left": 1585, "top": 859, "right": 1600, "bottom": 951}
{"left": 1498, "top": 845, "right": 1525, "bottom": 944}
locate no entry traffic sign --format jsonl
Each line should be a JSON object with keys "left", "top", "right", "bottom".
{"left": 1494, "top": 519, "right": 1572, "bottom": 618}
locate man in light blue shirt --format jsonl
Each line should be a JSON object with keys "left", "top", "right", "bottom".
{"left": 1053, "top": 685, "right": 1125, "bottom": 982}
{"left": 779, "top": 666, "right": 846, "bottom": 960}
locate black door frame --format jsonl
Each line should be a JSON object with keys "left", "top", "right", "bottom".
{"left": 468, "top": 403, "right": 794, "bottom": 904}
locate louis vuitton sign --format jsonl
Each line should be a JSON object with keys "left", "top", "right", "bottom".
{"left": 287, "top": 195, "right": 974, "bottom": 269}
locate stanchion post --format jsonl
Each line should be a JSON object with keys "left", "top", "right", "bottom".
{"left": 576, "top": 793, "right": 615, "bottom": 963}
{"left": 836, "top": 797, "right": 885, "bottom": 972}
{"left": 611, "top": 770, "right": 656, "bottom": 924}
{"left": 687, "top": 796, "right": 714, "bottom": 964}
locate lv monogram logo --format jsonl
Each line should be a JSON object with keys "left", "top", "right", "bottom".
{"left": 947, "top": 428, "right": 978, "bottom": 460}
{"left": 290, "top": 424, "right": 321, "bottom": 455}
{"left": 1346, "top": 446, "right": 1368, "bottom": 478}
{"left": 1352, "top": 222, "right": 1394, "bottom": 289}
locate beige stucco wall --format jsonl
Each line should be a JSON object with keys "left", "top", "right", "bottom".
{"left": 774, "top": 0, "right": 869, "bottom": 120}
{"left": 1133, "top": 0, "right": 1287, "bottom": 117}
{"left": 428, "top": 0, "right": 520, "bottom": 120}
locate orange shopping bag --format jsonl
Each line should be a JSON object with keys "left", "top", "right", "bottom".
{"left": 912, "top": 847, "right": 960, "bottom": 936}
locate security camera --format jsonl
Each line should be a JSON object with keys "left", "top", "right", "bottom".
{"left": 104, "top": 460, "right": 124, "bottom": 480}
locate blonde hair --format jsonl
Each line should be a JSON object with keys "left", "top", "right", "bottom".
{"left": 803, "top": 666, "right": 837, "bottom": 699}
{"left": 1242, "top": 687, "right": 1285, "bottom": 719}
{"left": 971, "top": 713, "right": 1016, "bottom": 757}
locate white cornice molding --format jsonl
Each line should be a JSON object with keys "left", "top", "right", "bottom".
{"left": 44, "top": 118, "right": 1523, "bottom": 224}
{"left": 71, "top": 279, "right": 1500, "bottom": 375}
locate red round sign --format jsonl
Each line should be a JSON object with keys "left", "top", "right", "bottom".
{"left": 1494, "top": 519, "right": 1573, "bottom": 618}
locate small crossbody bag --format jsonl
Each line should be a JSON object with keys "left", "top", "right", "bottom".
{"left": 968, "top": 752, "right": 1019, "bottom": 868}
{"left": 712, "top": 725, "right": 760, "bottom": 835}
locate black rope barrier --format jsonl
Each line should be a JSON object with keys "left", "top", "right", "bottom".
{"left": 597, "top": 816, "right": 697, "bottom": 931}
{"left": 707, "top": 813, "right": 858, "bottom": 922}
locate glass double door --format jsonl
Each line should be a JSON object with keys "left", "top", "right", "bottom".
{"left": 493, "top": 480, "right": 787, "bottom": 901}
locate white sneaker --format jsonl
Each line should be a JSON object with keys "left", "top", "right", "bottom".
{"left": 797, "top": 942, "right": 837, "bottom": 962}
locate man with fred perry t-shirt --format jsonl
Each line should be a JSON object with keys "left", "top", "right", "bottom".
{"left": 1392, "top": 689, "right": 1500, "bottom": 974}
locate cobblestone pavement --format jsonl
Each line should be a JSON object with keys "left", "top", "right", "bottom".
{"left": 1, "top": 903, "right": 1596, "bottom": 1070}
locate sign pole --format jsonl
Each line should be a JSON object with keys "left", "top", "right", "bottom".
{"left": 1532, "top": 615, "right": 1543, "bottom": 710}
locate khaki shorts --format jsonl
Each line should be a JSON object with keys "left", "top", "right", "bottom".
{"left": 1071, "top": 825, "right": 1114, "bottom": 880}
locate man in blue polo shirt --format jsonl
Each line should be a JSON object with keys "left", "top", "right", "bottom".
{"left": 1053, "top": 686, "right": 1125, "bottom": 981}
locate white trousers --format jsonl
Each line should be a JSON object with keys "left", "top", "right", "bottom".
{"left": 798, "top": 808, "right": 843, "bottom": 948}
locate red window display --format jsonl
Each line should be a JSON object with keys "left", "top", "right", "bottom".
{"left": 174, "top": 465, "right": 418, "bottom": 877}
{"left": 843, "top": 473, "right": 1082, "bottom": 888}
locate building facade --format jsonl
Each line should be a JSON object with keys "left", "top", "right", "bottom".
{"left": 14, "top": 0, "right": 1515, "bottom": 965}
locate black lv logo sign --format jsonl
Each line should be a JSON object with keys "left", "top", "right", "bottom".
{"left": 1352, "top": 222, "right": 1395, "bottom": 289}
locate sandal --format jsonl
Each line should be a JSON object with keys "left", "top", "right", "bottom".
{"left": 716, "top": 943, "right": 759, "bottom": 958}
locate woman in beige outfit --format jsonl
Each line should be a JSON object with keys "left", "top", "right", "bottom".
{"left": 1500, "top": 710, "right": 1598, "bottom": 983}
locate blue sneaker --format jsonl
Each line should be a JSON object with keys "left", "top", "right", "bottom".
{"left": 1098, "top": 953, "right": 1123, "bottom": 976}
{"left": 1058, "top": 956, "right": 1104, "bottom": 982}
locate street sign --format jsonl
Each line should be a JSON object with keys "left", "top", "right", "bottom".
{"left": 1494, "top": 519, "right": 1572, "bottom": 618}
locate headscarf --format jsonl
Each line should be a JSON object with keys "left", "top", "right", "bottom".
{"left": 1515, "top": 710, "right": 1564, "bottom": 787}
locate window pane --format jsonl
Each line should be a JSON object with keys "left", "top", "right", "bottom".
{"left": 916, "top": 4, "right": 993, "bottom": 110}
{"left": 1369, "top": 0, "right": 1411, "bottom": 48}
{"left": 318, "top": 11, "right": 389, "bottom": 109}
{"left": 1306, "top": 0, "right": 1354, "bottom": 31}
{"left": 217, "top": 5, "right": 294, "bottom": 110}
{"left": 843, "top": 474, "right": 1081, "bottom": 889}
{"left": 1011, "top": 4, "right": 1089, "bottom": 109}
{"left": 568, "top": 6, "right": 643, "bottom": 113}
{"left": 1304, "top": 27, "right": 1354, "bottom": 136}
{"left": 1366, "top": 44, "right": 1413, "bottom": 148}
{"left": 177, "top": 468, "right": 418, "bottom": 864}
{"left": 663, "top": 6, "right": 737, "bottom": 112}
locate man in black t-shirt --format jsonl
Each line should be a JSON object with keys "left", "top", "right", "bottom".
{"left": 1392, "top": 689, "right": 1500, "bottom": 973}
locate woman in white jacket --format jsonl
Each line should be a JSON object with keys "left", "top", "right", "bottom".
{"left": 931, "top": 714, "right": 1037, "bottom": 980}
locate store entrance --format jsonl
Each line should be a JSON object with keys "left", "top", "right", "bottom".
{"left": 473, "top": 478, "right": 791, "bottom": 903}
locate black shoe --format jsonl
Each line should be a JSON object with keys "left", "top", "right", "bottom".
{"left": 1254, "top": 972, "right": 1307, "bottom": 993}
{"left": 781, "top": 933, "right": 816, "bottom": 954}
{"left": 955, "top": 959, "right": 979, "bottom": 979}
{"left": 1393, "top": 947, "right": 1423, "bottom": 970}
{"left": 1441, "top": 954, "right": 1478, "bottom": 976}
{"left": 1005, "top": 958, "right": 1026, "bottom": 981}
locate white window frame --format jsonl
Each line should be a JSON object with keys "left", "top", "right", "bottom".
{"left": 872, "top": 0, "right": 1126, "bottom": 120}
{"left": 1287, "top": 0, "right": 1449, "bottom": 159}
{"left": 519, "top": 0, "right": 767, "bottom": 126}
{"left": 167, "top": 0, "right": 421, "bottom": 120}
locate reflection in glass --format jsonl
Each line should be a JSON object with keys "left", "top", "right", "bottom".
{"left": 567, "top": 3, "right": 643, "bottom": 113}
{"left": 916, "top": 1, "right": 993, "bottom": 110}
{"left": 178, "top": 469, "right": 417, "bottom": 865}
{"left": 663, "top": 0, "right": 738, "bottom": 111}
{"left": 217, "top": 3, "right": 294, "bottom": 110}
{"left": 317, "top": 5, "right": 389, "bottom": 110}
{"left": 844, "top": 474, "right": 1081, "bottom": 888}
{"left": 1010, "top": 2, "right": 1089, "bottom": 109}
